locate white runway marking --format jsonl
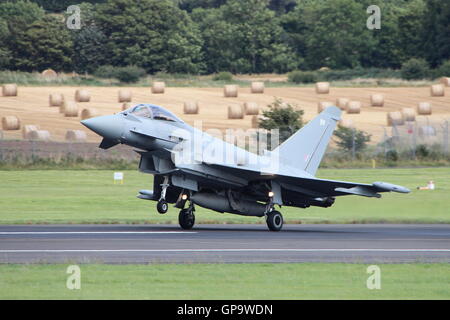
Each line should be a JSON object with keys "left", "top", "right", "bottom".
{"left": 0, "top": 231, "right": 197, "bottom": 235}
{"left": 1, "top": 249, "right": 449, "bottom": 253}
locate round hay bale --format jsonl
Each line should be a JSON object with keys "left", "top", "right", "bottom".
{"left": 81, "top": 108, "right": 98, "bottom": 120}
{"left": 183, "top": 102, "right": 199, "bottom": 115}
{"left": 418, "top": 126, "right": 436, "bottom": 137}
{"left": 152, "top": 82, "right": 165, "bottom": 94}
{"left": 41, "top": 69, "right": 57, "bottom": 78}
{"left": 75, "top": 89, "right": 91, "bottom": 102}
{"left": 401, "top": 107, "right": 416, "bottom": 122}
{"left": 346, "top": 101, "right": 361, "bottom": 114}
{"left": 65, "top": 130, "right": 87, "bottom": 142}
{"left": 315, "top": 82, "right": 330, "bottom": 94}
{"left": 430, "top": 84, "right": 445, "bottom": 97}
{"left": 250, "top": 82, "right": 264, "bottom": 94}
{"left": 338, "top": 118, "right": 354, "bottom": 128}
{"left": 336, "top": 98, "right": 349, "bottom": 110}
{"left": 243, "top": 102, "right": 259, "bottom": 115}
{"left": 121, "top": 103, "right": 130, "bottom": 111}
{"left": 417, "top": 102, "right": 432, "bottom": 115}
{"left": 63, "top": 101, "right": 78, "bottom": 117}
{"left": 228, "top": 105, "right": 244, "bottom": 119}
{"left": 318, "top": 101, "right": 333, "bottom": 113}
{"left": 224, "top": 85, "right": 238, "bottom": 97}
{"left": 2, "top": 116, "right": 20, "bottom": 130}
{"left": 22, "top": 125, "right": 39, "bottom": 139}
{"left": 440, "top": 77, "right": 450, "bottom": 87}
{"left": 28, "top": 130, "right": 50, "bottom": 141}
{"left": 370, "top": 94, "right": 384, "bottom": 107}
{"left": 118, "top": 89, "right": 132, "bottom": 102}
{"left": 387, "top": 111, "right": 404, "bottom": 126}
{"left": 49, "top": 93, "right": 64, "bottom": 107}
{"left": 2, "top": 84, "right": 18, "bottom": 96}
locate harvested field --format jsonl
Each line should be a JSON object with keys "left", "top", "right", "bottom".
{"left": 0, "top": 86, "right": 449, "bottom": 143}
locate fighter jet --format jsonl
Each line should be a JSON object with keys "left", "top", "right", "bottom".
{"left": 81, "top": 103, "right": 409, "bottom": 231}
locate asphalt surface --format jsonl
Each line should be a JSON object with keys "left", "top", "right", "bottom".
{"left": 0, "top": 224, "right": 449, "bottom": 263}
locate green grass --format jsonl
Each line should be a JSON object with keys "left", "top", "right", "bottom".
{"left": 0, "top": 71, "right": 438, "bottom": 88}
{"left": 0, "top": 168, "right": 448, "bottom": 224}
{"left": 0, "top": 263, "right": 448, "bottom": 299}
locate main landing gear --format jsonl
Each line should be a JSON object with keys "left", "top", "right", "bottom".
{"left": 179, "top": 203, "right": 195, "bottom": 230}
{"left": 266, "top": 210, "right": 283, "bottom": 232}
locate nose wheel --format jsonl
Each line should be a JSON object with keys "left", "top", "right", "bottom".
{"left": 266, "top": 210, "right": 283, "bottom": 231}
{"left": 179, "top": 207, "right": 195, "bottom": 230}
{"left": 156, "top": 176, "right": 170, "bottom": 214}
{"left": 156, "top": 199, "right": 168, "bottom": 214}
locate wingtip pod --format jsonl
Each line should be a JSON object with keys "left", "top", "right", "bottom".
{"left": 322, "top": 106, "right": 342, "bottom": 121}
{"left": 373, "top": 182, "right": 410, "bottom": 194}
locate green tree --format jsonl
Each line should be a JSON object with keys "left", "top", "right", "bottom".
{"left": 422, "top": 0, "right": 450, "bottom": 66}
{"left": 0, "top": 18, "right": 12, "bottom": 69}
{"left": 70, "top": 2, "right": 108, "bottom": 73}
{"left": 401, "top": 58, "right": 430, "bottom": 80}
{"left": 0, "top": 0, "right": 45, "bottom": 24}
{"left": 396, "top": 0, "right": 427, "bottom": 65}
{"left": 72, "top": 25, "right": 108, "bottom": 73}
{"left": 12, "top": 15, "right": 73, "bottom": 71}
{"left": 31, "top": 0, "right": 106, "bottom": 12}
{"left": 283, "top": 0, "right": 374, "bottom": 70}
{"left": 193, "top": 0, "right": 297, "bottom": 73}
{"left": 268, "top": 0, "right": 297, "bottom": 14}
{"left": 178, "top": 0, "right": 226, "bottom": 12}
{"left": 360, "top": 1, "right": 403, "bottom": 68}
{"left": 259, "top": 98, "right": 304, "bottom": 144}
{"left": 0, "top": 0, "right": 46, "bottom": 70}
{"left": 334, "top": 125, "right": 371, "bottom": 154}
{"left": 96, "top": 0, "right": 205, "bottom": 74}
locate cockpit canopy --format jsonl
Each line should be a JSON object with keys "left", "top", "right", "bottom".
{"left": 126, "top": 104, "right": 183, "bottom": 123}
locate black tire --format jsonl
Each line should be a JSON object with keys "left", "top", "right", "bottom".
{"left": 266, "top": 210, "right": 283, "bottom": 231}
{"left": 178, "top": 209, "right": 195, "bottom": 230}
{"left": 157, "top": 200, "right": 168, "bottom": 214}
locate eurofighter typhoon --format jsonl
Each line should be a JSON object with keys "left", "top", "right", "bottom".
{"left": 81, "top": 104, "right": 409, "bottom": 231}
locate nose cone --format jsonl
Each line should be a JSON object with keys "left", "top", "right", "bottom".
{"left": 81, "top": 115, "right": 123, "bottom": 140}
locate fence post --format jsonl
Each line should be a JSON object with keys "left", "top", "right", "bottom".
{"left": 352, "top": 127, "right": 356, "bottom": 161}
{"left": 412, "top": 122, "right": 416, "bottom": 160}
{"left": 443, "top": 120, "right": 449, "bottom": 156}
{"left": 382, "top": 126, "right": 388, "bottom": 160}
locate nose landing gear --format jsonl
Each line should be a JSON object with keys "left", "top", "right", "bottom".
{"left": 156, "top": 176, "right": 169, "bottom": 214}
{"left": 156, "top": 199, "right": 168, "bottom": 214}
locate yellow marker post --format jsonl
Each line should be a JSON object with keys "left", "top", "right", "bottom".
{"left": 372, "top": 159, "right": 376, "bottom": 169}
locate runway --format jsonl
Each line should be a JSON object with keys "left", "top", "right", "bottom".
{"left": 0, "top": 224, "right": 449, "bottom": 263}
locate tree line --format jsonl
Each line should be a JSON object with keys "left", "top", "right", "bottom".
{"left": 0, "top": 0, "right": 449, "bottom": 76}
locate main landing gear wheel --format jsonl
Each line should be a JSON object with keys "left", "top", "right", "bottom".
{"left": 157, "top": 199, "right": 168, "bottom": 214}
{"left": 178, "top": 208, "right": 195, "bottom": 230}
{"left": 266, "top": 210, "right": 283, "bottom": 232}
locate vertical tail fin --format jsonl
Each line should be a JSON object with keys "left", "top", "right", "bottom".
{"left": 273, "top": 106, "right": 341, "bottom": 176}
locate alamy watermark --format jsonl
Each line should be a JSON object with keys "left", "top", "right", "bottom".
{"left": 367, "top": 5, "right": 381, "bottom": 30}
{"left": 366, "top": 265, "right": 381, "bottom": 290}
{"left": 170, "top": 120, "right": 281, "bottom": 174}
{"left": 66, "top": 265, "right": 81, "bottom": 290}
{"left": 66, "top": 5, "right": 81, "bottom": 30}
